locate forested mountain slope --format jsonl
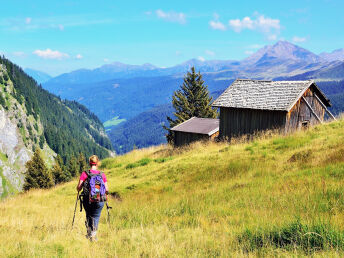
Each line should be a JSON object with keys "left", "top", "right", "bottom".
{"left": 0, "top": 118, "right": 343, "bottom": 256}
{"left": 0, "top": 56, "right": 113, "bottom": 196}
{"left": 108, "top": 104, "right": 174, "bottom": 154}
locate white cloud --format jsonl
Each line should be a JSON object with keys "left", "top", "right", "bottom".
{"left": 209, "top": 20, "right": 226, "bottom": 31}
{"left": 1, "top": 16, "right": 113, "bottom": 32}
{"left": 145, "top": 11, "right": 152, "bottom": 15}
{"left": 247, "top": 44, "right": 262, "bottom": 49}
{"left": 156, "top": 10, "right": 186, "bottom": 24}
{"left": 205, "top": 50, "right": 215, "bottom": 56}
{"left": 104, "top": 58, "right": 109, "bottom": 62}
{"left": 175, "top": 51, "right": 182, "bottom": 56}
{"left": 75, "top": 54, "right": 83, "bottom": 59}
{"left": 229, "top": 14, "right": 280, "bottom": 35}
{"left": 229, "top": 17, "right": 254, "bottom": 32}
{"left": 198, "top": 56, "right": 205, "bottom": 62}
{"left": 209, "top": 13, "right": 226, "bottom": 31}
{"left": 267, "top": 34, "right": 277, "bottom": 41}
{"left": 256, "top": 15, "right": 280, "bottom": 33}
{"left": 33, "top": 49, "right": 69, "bottom": 60}
{"left": 25, "top": 17, "right": 32, "bottom": 24}
{"left": 244, "top": 50, "right": 254, "bottom": 55}
{"left": 12, "top": 51, "right": 26, "bottom": 57}
{"left": 292, "top": 36, "right": 306, "bottom": 43}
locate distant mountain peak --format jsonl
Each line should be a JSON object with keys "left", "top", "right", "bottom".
{"left": 319, "top": 48, "right": 344, "bottom": 61}
{"left": 244, "top": 40, "right": 322, "bottom": 64}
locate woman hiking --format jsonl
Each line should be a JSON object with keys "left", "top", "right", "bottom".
{"left": 76, "top": 155, "right": 108, "bottom": 241}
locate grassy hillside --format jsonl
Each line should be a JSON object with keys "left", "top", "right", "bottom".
{"left": 1, "top": 118, "right": 344, "bottom": 256}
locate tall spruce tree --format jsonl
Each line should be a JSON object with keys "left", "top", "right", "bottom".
{"left": 165, "top": 66, "right": 217, "bottom": 142}
{"left": 23, "top": 149, "right": 54, "bottom": 190}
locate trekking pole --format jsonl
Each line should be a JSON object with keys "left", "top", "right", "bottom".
{"left": 72, "top": 192, "right": 79, "bottom": 229}
{"left": 106, "top": 201, "right": 112, "bottom": 227}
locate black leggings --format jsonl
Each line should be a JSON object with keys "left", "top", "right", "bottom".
{"left": 82, "top": 197, "right": 105, "bottom": 231}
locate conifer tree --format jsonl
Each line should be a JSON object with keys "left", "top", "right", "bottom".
{"left": 77, "top": 152, "right": 88, "bottom": 174}
{"left": 164, "top": 66, "right": 217, "bottom": 142}
{"left": 23, "top": 149, "right": 54, "bottom": 190}
{"left": 67, "top": 155, "right": 79, "bottom": 177}
{"left": 51, "top": 154, "right": 70, "bottom": 184}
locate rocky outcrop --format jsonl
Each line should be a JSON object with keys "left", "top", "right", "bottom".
{"left": 0, "top": 108, "right": 30, "bottom": 193}
{"left": 0, "top": 65, "right": 55, "bottom": 197}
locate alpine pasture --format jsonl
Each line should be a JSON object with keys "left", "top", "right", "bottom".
{"left": 1, "top": 117, "right": 344, "bottom": 257}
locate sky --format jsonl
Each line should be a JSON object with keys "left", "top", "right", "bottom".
{"left": 0, "top": 0, "right": 343, "bottom": 76}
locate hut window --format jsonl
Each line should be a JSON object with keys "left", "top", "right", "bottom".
{"left": 301, "top": 120, "right": 310, "bottom": 129}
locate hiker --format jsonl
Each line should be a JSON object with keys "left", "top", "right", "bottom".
{"left": 76, "top": 155, "right": 109, "bottom": 241}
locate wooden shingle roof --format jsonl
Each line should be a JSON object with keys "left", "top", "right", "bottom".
{"left": 212, "top": 79, "right": 331, "bottom": 111}
{"left": 171, "top": 117, "right": 219, "bottom": 136}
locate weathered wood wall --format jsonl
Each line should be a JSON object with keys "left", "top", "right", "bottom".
{"left": 173, "top": 131, "right": 213, "bottom": 147}
{"left": 219, "top": 107, "right": 286, "bottom": 139}
{"left": 285, "top": 87, "right": 326, "bottom": 132}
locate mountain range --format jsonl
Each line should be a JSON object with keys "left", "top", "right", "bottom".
{"left": 24, "top": 68, "right": 52, "bottom": 84}
{"left": 44, "top": 41, "right": 344, "bottom": 87}
{"left": 38, "top": 40, "right": 344, "bottom": 154}
{"left": 320, "top": 48, "right": 344, "bottom": 62}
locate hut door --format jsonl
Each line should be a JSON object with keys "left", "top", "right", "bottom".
{"left": 298, "top": 93, "right": 312, "bottom": 128}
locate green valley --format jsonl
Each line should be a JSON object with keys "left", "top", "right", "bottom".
{"left": 103, "top": 116, "right": 126, "bottom": 130}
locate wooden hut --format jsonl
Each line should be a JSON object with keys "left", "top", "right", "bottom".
{"left": 212, "top": 79, "right": 334, "bottom": 139}
{"left": 171, "top": 117, "right": 219, "bottom": 146}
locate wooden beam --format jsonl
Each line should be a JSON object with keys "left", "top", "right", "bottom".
{"left": 301, "top": 96, "right": 323, "bottom": 124}
{"left": 313, "top": 94, "right": 337, "bottom": 121}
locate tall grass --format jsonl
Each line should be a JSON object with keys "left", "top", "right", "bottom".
{"left": 238, "top": 220, "right": 344, "bottom": 254}
{"left": 0, "top": 118, "right": 344, "bottom": 256}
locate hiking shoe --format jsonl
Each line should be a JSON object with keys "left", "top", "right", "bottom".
{"left": 90, "top": 231, "right": 98, "bottom": 242}
{"left": 86, "top": 227, "right": 92, "bottom": 239}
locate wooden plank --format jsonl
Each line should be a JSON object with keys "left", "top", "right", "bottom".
{"left": 314, "top": 94, "right": 337, "bottom": 120}
{"left": 301, "top": 96, "right": 323, "bottom": 124}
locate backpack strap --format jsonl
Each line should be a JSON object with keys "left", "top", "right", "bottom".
{"left": 85, "top": 170, "right": 91, "bottom": 178}
{"left": 81, "top": 170, "right": 92, "bottom": 196}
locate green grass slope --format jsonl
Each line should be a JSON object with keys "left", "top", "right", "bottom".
{"left": 1, "top": 118, "right": 344, "bottom": 257}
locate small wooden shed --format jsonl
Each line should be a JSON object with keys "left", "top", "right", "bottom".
{"left": 212, "top": 79, "right": 334, "bottom": 139}
{"left": 171, "top": 117, "right": 219, "bottom": 146}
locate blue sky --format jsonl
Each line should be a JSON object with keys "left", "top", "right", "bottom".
{"left": 0, "top": 0, "right": 343, "bottom": 76}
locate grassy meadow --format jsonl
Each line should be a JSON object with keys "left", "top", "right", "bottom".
{"left": 1, "top": 117, "right": 344, "bottom": 257}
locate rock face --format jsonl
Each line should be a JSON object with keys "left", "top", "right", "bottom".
{"left": 0, "top": 64, "right": 55, "bottom": 197}
{"left": 0, "top": 108, "right": 30, "bottom": 194}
